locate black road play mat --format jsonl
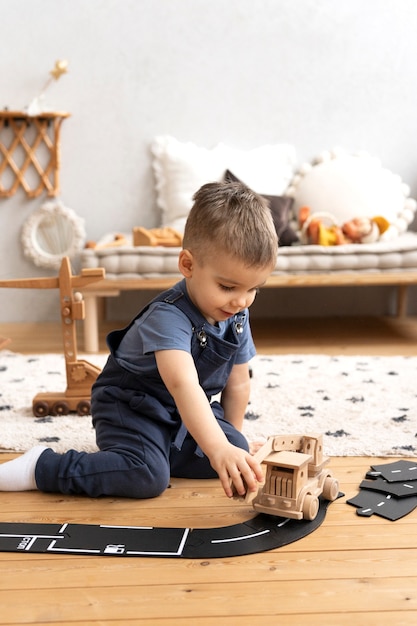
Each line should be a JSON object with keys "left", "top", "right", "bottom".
{"left": 0, "top": 496, "right": 339, "bottom": 559}
{"left": 347, "top": 460, "right": 417, "bottom": 521}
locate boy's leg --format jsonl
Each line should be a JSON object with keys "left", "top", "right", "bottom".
{"left": 0, "top": 398, "right": 173, "bottom": 498}
{"left": 35, "top": 411, "right": 172, "bottom": 498}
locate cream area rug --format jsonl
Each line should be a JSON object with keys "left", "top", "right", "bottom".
{"left": 0, "top": 350, "right": 416, "bottom": 457}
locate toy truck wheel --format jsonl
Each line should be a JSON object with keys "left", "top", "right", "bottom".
{"left": 33, "top": 400, "right": 50, "bottom": 417}
{"left": 322, "top": 476, "right": 339, "bottom": 501}
{"left": 76, "top": 400, "right": 91, "bottom": 416}
{"left": 302, "top": 494, "right": 319, "bottom": 521}
{"left": 51, "top": 401, "right": 70, "bottom": 416}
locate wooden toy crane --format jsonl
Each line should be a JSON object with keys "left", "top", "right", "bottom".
{"left": 0, "top": 257, "right": 105, "bottom": 416}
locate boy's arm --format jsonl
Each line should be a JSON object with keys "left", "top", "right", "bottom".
{"left": 220, "top": 362, "right": 251, "bottom": 432}
{"left": 155, "top": 349, "right": 263, "bottom": 498}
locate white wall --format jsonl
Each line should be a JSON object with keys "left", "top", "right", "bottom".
{"left": 1, "top": 0, "right": 417, "bottom": 321}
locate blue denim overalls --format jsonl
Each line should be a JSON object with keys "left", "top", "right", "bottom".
{"left": 35, "top": 281, "right": 250, "bottom": 498}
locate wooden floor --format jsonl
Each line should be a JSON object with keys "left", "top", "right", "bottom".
{"left": 1, "top": 317, "right": 417, "bottom": 625}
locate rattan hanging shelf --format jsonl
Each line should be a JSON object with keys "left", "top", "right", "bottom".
{"left": 0, "top": 110, "right": 70, "bottom": 198}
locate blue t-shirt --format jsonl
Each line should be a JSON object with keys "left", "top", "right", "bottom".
{"left": 115, "top": 300, "right": 255, "bottom": 376}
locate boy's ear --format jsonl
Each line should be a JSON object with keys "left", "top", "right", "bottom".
{"left": 178, "top": 249, "right": 194, "bottom": 277}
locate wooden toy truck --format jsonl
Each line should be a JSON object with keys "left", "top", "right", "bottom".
{"left": 246, "top": 434, "right": 339, "bottom": 520}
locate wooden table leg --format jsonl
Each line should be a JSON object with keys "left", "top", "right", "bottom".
{"left": 83, "top": 294, "right": 100, "bottom": 353}
{"left": 82, "top": 290, "right": 121, "bottom": 352}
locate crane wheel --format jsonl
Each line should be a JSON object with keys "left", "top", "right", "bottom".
{"left": 51, "top": 401, "right": 70, "bottom": 416}
{"left": 77, "top": 400, "right": 91, "bottom": 416}
{"left": 33, "top": 400, "right": 50, "bottom": 417}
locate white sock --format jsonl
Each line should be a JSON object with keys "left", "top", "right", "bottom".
{"left": 0, "top": 446, "right": 48, "bottom": 491}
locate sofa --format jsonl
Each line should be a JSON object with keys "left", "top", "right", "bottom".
{"left": 80, "top": 137, "right": 417, "bottom": 352}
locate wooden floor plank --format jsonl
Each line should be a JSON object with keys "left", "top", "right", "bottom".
{"left": 1, "top": 577, "right": 416, "bottom": 622}
{"left": 2, "top": 615, "right": 416, "bottom": 626}
{"left": 1, "top": 547, "right": 417, "bottom": 589}
{"left": 2, "top": 616, "right": 415, "bottom": 626}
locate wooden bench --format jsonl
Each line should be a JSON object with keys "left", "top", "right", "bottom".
{"left": 80, "top": 271, "right": 417, "bottom": 352}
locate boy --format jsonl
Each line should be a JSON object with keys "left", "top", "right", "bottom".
{"left": 0, "top": 181, "right": 278, "bottom": 499}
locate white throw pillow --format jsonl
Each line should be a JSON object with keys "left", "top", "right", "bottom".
{"left": 285, "top": 149, "right": 416, "bottom": 241}
{"left": 151, "top": 135, "right": 297, "bottom": 228}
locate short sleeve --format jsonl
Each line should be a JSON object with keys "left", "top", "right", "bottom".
{"left": 139, "top": 303, "right": 193, "bottom": 354}
{"left": 115, "top": 302, "right": 194, "bottom": 374}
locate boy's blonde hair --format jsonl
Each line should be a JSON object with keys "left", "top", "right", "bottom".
{"left": 182, "top": 181, "right": 278, "bottom": 268}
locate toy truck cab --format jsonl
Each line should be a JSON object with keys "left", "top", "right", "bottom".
{"left": 247, "top": 434, "right": 339, "bottom": 521}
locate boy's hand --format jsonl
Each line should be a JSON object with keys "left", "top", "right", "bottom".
{"left": 209, "top": 443, "right": 264, "bottom": 498}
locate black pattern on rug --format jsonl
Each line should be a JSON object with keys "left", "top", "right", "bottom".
{"left": 243, "top": 355, "right": 417, "bottom": 456}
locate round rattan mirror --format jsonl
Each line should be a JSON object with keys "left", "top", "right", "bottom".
{"left": 21, "top": 200, "right": 86, "bottom": 269}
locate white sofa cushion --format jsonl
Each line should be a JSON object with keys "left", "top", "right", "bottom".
{"left": 286, "top": 149, "right": 417, "bottom": 241}
{"left": 151, "top": 135, "right": 297, "bottom": 231}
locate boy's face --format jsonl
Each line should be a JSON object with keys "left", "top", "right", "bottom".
{"left": 179, "top": 250, "right": 273, "bottom": 325}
